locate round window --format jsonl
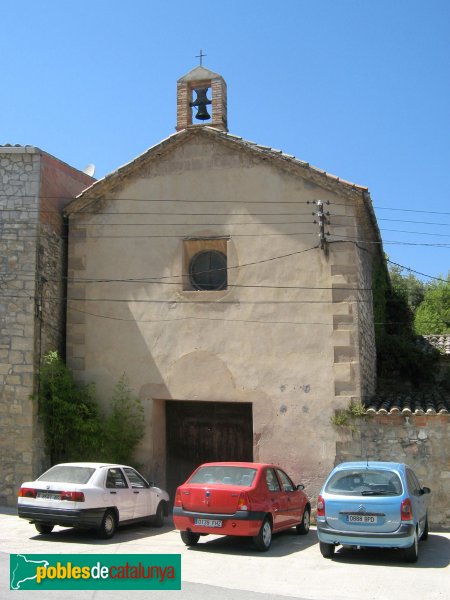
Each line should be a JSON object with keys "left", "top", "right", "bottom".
{"left": 189, "top": 250, "right": 227, "bottom": 291}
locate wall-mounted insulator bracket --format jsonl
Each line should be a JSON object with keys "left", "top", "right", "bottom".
{"left": 315, "top": 200, "right": 331, "bottom": 250}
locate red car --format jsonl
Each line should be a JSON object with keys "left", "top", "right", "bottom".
{"left": 173, "top": 462, "right": 310, "bottom": 551}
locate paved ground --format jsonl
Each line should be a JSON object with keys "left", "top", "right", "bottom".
{"left": 1, "top": 508, "right": 448, "bottom": 599}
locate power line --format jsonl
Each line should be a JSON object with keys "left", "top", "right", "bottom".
{"left": 2, "top": 293, "right": 373, "bottom": 305}
{"left": 329, "top": 235, "right": 450, "bottom": 247}
{"left": 2, "top": 213, "right": 450, "bottom": 232}
{"left": 1, "top": 195, "right": 450, "bottom": 215}
{"left": 66, "top": 304, "right": 437, "bottom": 327}
{"left": 386, "top": 259, "right": 449, "bottom": 283}
{"left": 2, "top": 228, "right": 450, "bottom": 243}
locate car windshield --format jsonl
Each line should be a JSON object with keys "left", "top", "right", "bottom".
{"left": 189, "top": 466, "right": 257, "bottom": 486}
{"left": 325, "top": 469, "right": 402, "bottom": 496}
{"left": 38, "top": 466, "right": 96, "bottom": 484}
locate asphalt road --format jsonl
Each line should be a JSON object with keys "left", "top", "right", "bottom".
{"left": 1, "top": 508, "right": 448, "bottom": 599}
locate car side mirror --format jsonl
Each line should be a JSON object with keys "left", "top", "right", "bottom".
{"left": 296, "top": 484, "right": 305, "bottom": 491}
{"left": 421, "top": 486, "right": 431, "bottom": 495}
{"left": 148, "top": 481, "right": 155, "bottom": 488}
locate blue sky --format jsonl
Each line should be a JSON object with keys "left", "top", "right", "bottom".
{"left": 2, "top": 0, "right": 449, "bottom": 280}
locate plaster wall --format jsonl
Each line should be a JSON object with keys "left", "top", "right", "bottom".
{"left": 67, "top": 136, "right": 375, "bottom": 498}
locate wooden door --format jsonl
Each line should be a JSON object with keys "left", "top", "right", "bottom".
{"left": 166, "top": 401, "right": 253, "bottom": 501}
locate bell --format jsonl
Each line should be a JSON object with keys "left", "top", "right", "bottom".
{"left": 194, "top": 104, "right": 211, "bottom": 120}
{"left": 190, "top": 87, "right": 212, "bottom": 121}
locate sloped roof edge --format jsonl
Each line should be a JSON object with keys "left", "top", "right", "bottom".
{"left": 65, "top": 126, "right": 369, "bottom": 216}
{"left": 178, "top": 65, "right": 223, "bottom": 82}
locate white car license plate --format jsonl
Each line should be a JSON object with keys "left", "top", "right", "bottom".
{"left": 37, "top": 492, "right": 60, "bottom": 500}
{"left": 194, "top": 518, "right": 222, "bottom": 527}
{"left": 348, "top": 514, "right": 377, "bottom": 524}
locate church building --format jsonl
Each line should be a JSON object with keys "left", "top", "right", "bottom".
{"left": 64, "top": 64, "right": 383, "bottom": 499}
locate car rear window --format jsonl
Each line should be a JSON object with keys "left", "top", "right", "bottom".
{"left": 189, "top": 466, "right": 257, "bottom": 486}
{"left": 325, "top": 469, "right": 402, "bottom": 496}
{"left": 38, "top": 466, "right": 96, "bottom": 484}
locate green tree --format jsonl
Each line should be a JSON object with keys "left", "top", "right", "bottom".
{"left": 414, "top": 280, "right": 450, "bottom": 334}
{"left": 102, "top": 374, "right": 145, "bottom": 465}
{"left": 389, "top": 265, "right": 425, "bottom": 313}
{"left": 374, "top": 263, "right": 441, "bottom": 389}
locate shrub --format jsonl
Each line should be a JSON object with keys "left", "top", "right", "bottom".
{"left": 37, "top": 353, "right": 145, "bottom": 466}
{"left": 37, "top": 351, "right": 103, "bottom": 463}
{"left": 101, "top": 374, "right": 145, "bottom": 465}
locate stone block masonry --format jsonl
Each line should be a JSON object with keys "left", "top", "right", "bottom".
{"left": 0, "top": 146, "right": 94, "bottom": 507}
{"left": 0, "top": 148, "right": 40, "bottom": 506}
{"left": 335, "top": 414, "right": 450, "bottom": 528}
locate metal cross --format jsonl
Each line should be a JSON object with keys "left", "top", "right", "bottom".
{"left": 196, "top": 49, "right": 206, "bottom": 66}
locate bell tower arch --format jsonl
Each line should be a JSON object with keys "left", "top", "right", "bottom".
{"left": 176, "top": 64, "right": 228, "bottom": 132}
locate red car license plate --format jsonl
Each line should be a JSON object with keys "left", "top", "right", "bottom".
{"left": 194, "top": 518, "right": 222, "bottom": 527}
{"left": 348, "top": 514, "right": 377, "bottom": 524}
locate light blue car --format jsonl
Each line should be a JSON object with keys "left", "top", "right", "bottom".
{"left": 316, "top": 461, "right": 431, "bottom": 562}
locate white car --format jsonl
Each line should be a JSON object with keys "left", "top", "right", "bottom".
{"left": 18, "top": 462, "right": 170, "bottom": 539}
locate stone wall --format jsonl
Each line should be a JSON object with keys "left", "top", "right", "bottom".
{"left": 0, "top": 147, "right": 40, "bottom": 506}
{"left": 0, "top": 147, "right": 94, "bottom": 506}
{"left": 335, "top": 414, "right": 450, "bottom": 528}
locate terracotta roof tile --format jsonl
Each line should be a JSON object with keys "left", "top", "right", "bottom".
{"left": 417, "top": 335, "right": 450, "bottom": 355}
{"left": 365, "top": 390, "right": 449, "bottom": 415}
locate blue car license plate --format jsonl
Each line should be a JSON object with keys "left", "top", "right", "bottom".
{"left": 348, "top": 514, "right": 377, "bottom": 524}
{"left": 194, "top": 518, "right": 222, "bottom": 527}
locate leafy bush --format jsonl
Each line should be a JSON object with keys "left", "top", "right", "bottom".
{"left": 37, "top": 353, "right": 144, "bottom": 466}
{"left": 372, "top": 262, "right": 445, "bottom": 391}
{"left": 101, "top": 374, "right": 145, "bottom": 465}
{"left": 376, "top": 334, "right": 439, "bottom": 388}
{"left": 37, "top": 351, "right": 102, "bottom": 464}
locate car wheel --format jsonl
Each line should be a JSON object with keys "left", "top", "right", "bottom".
{"left": 421, "top": 516, "right": 429, "bottom": 541}
{"left": 404, "top": 529, "right": 419, "bottom": 563}
{"left": 98, "top": 509, "right": 117, "bottom": 539}
{"left": 319, "top": 541, "right": 335, "bottom": 558}
{"left": 180, "top": 530, "right": 200, "bottom": 546}
{"left": 296, "top": 507, "right": 310, "bottom": 535}
{"left": 152, "top": 502, "right": 165, "bottom": 528}
{"left": 253, "top": 518, "right": 272, "bottom": 551}
{"left": 35, "top": 523, "right": 54, "bottom": 535}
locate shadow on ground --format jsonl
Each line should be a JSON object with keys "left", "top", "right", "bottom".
{"left": 27, "top": 521, "right": 176, "bottom": 545}
{"left": 328, "top": 534, "right": 450, "bottom": 568}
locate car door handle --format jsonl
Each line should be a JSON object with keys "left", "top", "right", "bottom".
{"left": 110, "top": 491, "right": 117, "bottom": 495}
{"left": 133, "top": 491, "right": 139, "bottom": 494}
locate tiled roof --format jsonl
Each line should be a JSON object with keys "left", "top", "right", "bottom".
{"left": 206, "top": 127, "right": 368, "bottom": 191}
{"left": 416, "top": 335, "right": 450, "bottom": 355}
{"left": 66, "top": 125, "right": 372, "bottom": 217}
{"left": 365, "top": 390, "right": 449, "bottom": 415}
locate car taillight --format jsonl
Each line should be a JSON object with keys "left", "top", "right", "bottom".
{"left": 237, "top": 492, "right": 251, "bottom": 511}
{"left": 174, "top": 488, "right": 183, "bottom": 507}
{"left": 60, "top": 491, "right": 85, "bottom": 502}
{"left": 401, "top": 498, "right": 413, "bottom": 521}
{"left": 317, "top": 495, "right": 325, "bottom": 517}
{"left": 19, "top": 487, "right": 37, "bottom": 499}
